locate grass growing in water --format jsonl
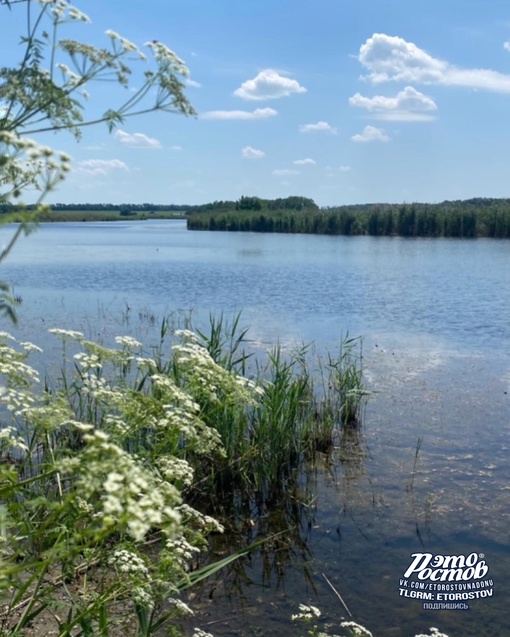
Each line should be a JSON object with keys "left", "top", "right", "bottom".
{"left": 0, "top": 315, "right": 367, "bottom": 635}
{"left": 183, "top": 316, "right": 368, "bottom": 508}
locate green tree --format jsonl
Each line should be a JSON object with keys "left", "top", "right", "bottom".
{"left": 0, "top": 0, "right": 195, "bottom": 319}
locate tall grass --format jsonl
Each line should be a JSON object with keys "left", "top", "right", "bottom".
{"left": 183, "top": 316, "right": 368, "bottom": 508}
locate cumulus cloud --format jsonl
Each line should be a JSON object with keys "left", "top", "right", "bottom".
{"left": 114, "top": 130, "right": 161, "bottom": 149}
{"left": 241, "top": 146, "right": 265, "bottom": 159}
{"left": 359, "top": 33, "right": 510, "bottom": 93}
{"left": 349, "top": 86, "right": 437, "bottom": 121}
{"left": 351, "top": 125, "right": 390, "bottom": 143}
{"left": 293, "top": 158, "right": 316, "bottom": 165}
{"left": 201, "top": 108, "right": 278, "bottom": 120}
{"left": 299, "top": 121, "right": 337, "bottom": 134}
{"left": 272, "top": 169, "right": 300, "bottom": 176}
{"left": 234, "top": 69, "right": 306, "bottom": 100}
{"left": 504, "top": 42, "right": 510, "bottom": 52}
{"left": 76, "top": 159, "right": 129, "bottom": 175}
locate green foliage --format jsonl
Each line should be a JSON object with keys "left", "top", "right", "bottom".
{"left": 0, "top": 319, "right": 368, "bottom": 635}
{"left": 0, "top": 328, "right": 231, "bottom": 635}
{"left": 182, "top": 317, "right": 368, "bottom": 508}
{"left": 187, "top": 198, "right": 510, "bottom": 238}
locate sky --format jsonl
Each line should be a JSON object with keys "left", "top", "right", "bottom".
{"left": 4, "top": 0, "right": 510, "bottom": 207}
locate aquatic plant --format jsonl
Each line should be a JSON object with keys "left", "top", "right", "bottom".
{"left": 177, "top": 319, "right": 368, "bottom": 508}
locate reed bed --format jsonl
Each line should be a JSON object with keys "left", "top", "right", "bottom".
{"left": 187, "top": 197, "right": 510, "bottom": 238}
{"left": 178, "top": 316, "right": 368, "bottom": 507}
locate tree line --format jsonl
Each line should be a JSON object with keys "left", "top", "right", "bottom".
{"left": 0, "top": 202, "right": 192, "bottom": 214}
{"left": 187, "top": 197, "right": 510, "bottom": 238}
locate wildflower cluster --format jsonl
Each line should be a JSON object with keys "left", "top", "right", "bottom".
{"left": 292, "top": 604, "right": 322, "bottom": 621}
{"left": 172, "top": 330, "right": 262, "bottom": 408}
{"left": 0, "top": 132, "right": 72, "bottom": 203}
{"left": 0, "top": 329, "right": 231, "bottom": 634}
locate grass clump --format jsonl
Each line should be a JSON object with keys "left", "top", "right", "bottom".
{"left": 179, "top": 316, "right": 368, "bottom": 508}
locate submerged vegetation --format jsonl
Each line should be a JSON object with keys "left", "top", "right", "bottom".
{"left": 186, "top": 196, "right": 510, "bottom": 238}
{"left": 0, "top": 316, "right": 367, "bottom": 635}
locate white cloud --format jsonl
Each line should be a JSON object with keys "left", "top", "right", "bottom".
{"left": 299, "top": 121, "right": 337, "bottom": 134}
{"left": 349, "top": 86, "right": 437, "bottom": 121}
{"left": 338, "top": 165, "right": 351, "bottom": 172}
{"left": 170, "top": 145, "right": 182, "bottom": 151}
{"left": 241, "top": 146, "right": 265, "bottom": 159}
{"left": 76, "top": 159, "right": 129, "bottom": 175}
{"left": 293, "top": 158, "right": 316, "bottom": 165}
{"left": 201, "top": 108, "right": 278, "bottom": 120}
{"left": 185, "top": 78, "right": 201, "bottom": 88}
{"left": 234, "top": 69, "right": 307, "bottom": 100}
{"left": 351, "top": 125, "right": 390, "bottom": 143}
{"left": 359, "top": 33, "right": 510, "bottom": 93}
{"left": 114, "top": 130, "right": 161, "bottom": 149}
{"left": 504, "top": 42, "right": 510, "bottom": 52}
{"left": 272, "top": 169, "right": 300, "bottom": 176}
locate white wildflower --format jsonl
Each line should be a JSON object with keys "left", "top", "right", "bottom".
{"left": 177, "top": 503, "right": 224, "bottom": 533}
{"left": 115, "top": 336, "right": 142, "bottom": 349}
{"left": 66, "top": 420, "right": 94, "bottom": 432}
{"left": 135, "top": 356, "right": 156, "bottom": 369}
{"left": 340, "top": 621, "right": 374, "bottom": 637}
{"left": 119, "top": 37, "right": 138, "bottom": 53}
{"left": 168, "top": 597, "right": 194, "bottom": 616}
{"left": 174, "top": 329, "right": 200, "bottom": 344}
{"left": 192, "top": 629, "right": 214, "bottom": 637}
{"left": 157, "top": 456, "right": 194, "bottom": 486}
{"left": 166, "top": 537, "right": 200, "bottom": 568}
{"left": 0, "top": 426, "right": 28, "bottom": 452}
{"left": 132, "top": 586, "right": 154, "bottom": 609}
{"left": 108, "top": 549, "right": 149, "bottom": 576}
{"left": 48, "top": 328, "right": 84, "bottom": 341}
{"left": 68, "top": 6, "right": 90, "bottom": 22}
{"left": 74, "top": 352, "right": 102, "bottom": 370}
{"left": 105, "top": 29, "right": 120, "bottom": 40}
{"left": 292, "top": 603, "right": 322, "bottom": 621}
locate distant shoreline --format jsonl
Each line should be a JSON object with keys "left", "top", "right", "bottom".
{"left": 5, "top": 211, "right": 187, "bottom": 223}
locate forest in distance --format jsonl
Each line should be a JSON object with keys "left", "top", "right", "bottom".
{"left": 2, "top": 195, "right": 510, "bottom": 237}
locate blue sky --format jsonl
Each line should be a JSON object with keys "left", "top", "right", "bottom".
{"left": 4, "top": 0, "right": 510, "bottom": 206}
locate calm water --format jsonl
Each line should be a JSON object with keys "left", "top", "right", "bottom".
{"left": 1, "top": 220, "right": 509, "bottom": 636}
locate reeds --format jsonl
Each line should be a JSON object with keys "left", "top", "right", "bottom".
{"left": 181, "top": 317, "right": 369, "bottom": 509}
